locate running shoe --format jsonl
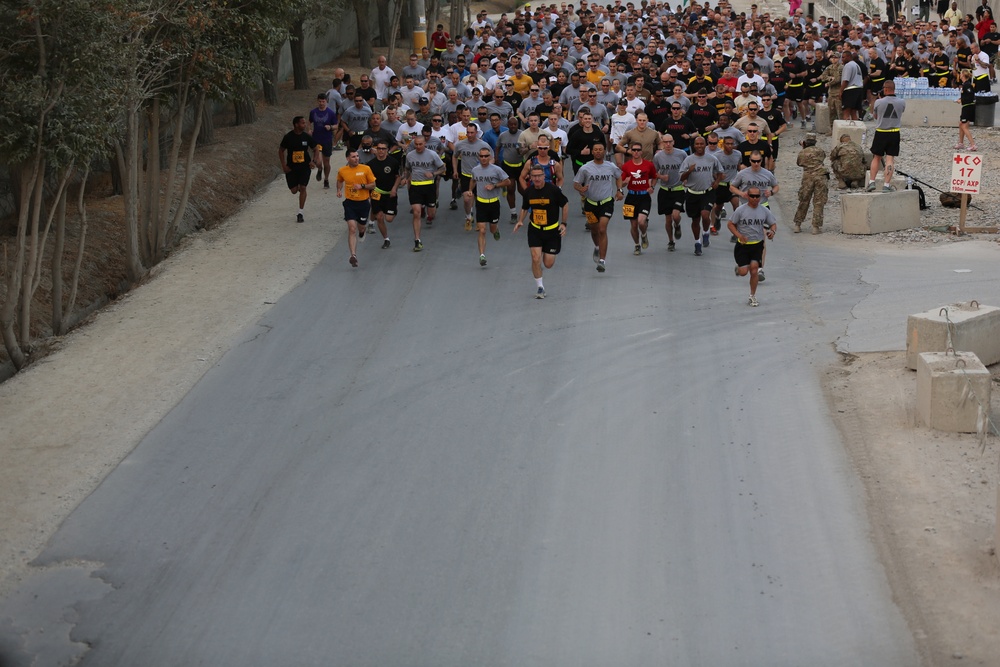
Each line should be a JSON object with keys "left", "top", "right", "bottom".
{"left": 634, "top": 244, "right": 641, "bottom": 255}
{"left": 694, "top": 242, "right": 702, "bottom": 256}
{"left": 493, "top": 230, "right": 500, "bottom": 240}
{"left": 748, "top": 294, "right": 759, "bottom": 307}
{"left": 358, "top": 227, "right": 365, "bottom": 240}
{"left": 349, "top": 254, "right": 358, "bottom": 267}
{"left": 758, "top": 269, "right": 765, "bottom": 282}
{"left": 668, "top": 241, "right": 675, "bottom": 252}
{"left": 535, "top": 286, "right": 546, "bottom": 299}
{"left": 413, "top": 239, "right": 423, "bottom": 252}
{"left": 296, "top": 213, "right": 304, "bottom": 223}
{"left": 710, "top": 228, "right": 719, "bottom": 236}
{"left": 882, "top": 184, "right": 894, "bottom": 192}
{"left": 800, "top": 119, "right": 806, "bottom": 128}
{"left": 332, "top": 142, "right": 343, "bottom": 151}
{"left": 702, "top": 232, "right": 710, "bottom": 248}
{"left": 673, "top": 221, "right": 681, "bottom": 239}
{"left": 719, "top": 208, "right": 727, "bottom": 220}
{"left": 450, "top": 198, "right": 457, "bottom": 210}
{"left": 969, "top": 144, "right": 978, "bottom": 151}
{"left": 465, "top": 214, "right": 473, "bottom": 231}
{"left": 367, "top": 221, "right": 375, "bottom": 234}
{"left": 316, "top": 170, "right": 322, "bottom": 182}
{"left": 641, "top": 233, "right": 649, "bottom": 249}
{"left": 865, "top": 182, "right": 876, "bottom": 192}
{"left": 734, "top": 265, "right": 740, "bottom": 277}
{"left": 480, "top": 254, "right": 487, "bottom": 266}
{"left": 731, "top": 234, "right": 738, "bottom": 243}
{"left": 324, "top": 180, "right": 330, "bottom": 189}
{"left": 510, "top": 213, "right": 517, "bottom": 224}
{"left": 381, "top": 239, "right": 391, "bottom": 249}
{"left": 593, "top": 247, "right": 600, "bottom": 263}
{"left": 596, "top": 259, "right": 606, "bottom": 272}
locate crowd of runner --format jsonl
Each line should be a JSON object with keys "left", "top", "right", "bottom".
{"left": 278, "top": 0, "right": 996, "bottom": 303}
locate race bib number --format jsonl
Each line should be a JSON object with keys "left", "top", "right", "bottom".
{"left": 584, "top": 211, "right": 598, "bottom": 224}
{"left": 371, "top": 190, "right": 381, "bottom": 200}
{"left": 292, "top": 150, "right": 305, "bottom": 164}
{"left": 622, "top": 204, "right": 635, "bottom": 218}
{"left": 532, "top": 209, "right": 548, "bottom": 225}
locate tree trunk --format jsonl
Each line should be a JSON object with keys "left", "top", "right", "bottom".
{"left": 51, "top": 184, "right": 68, "bottom": 336}
{"left": 234, "top": 94, "right": 258, "bottom": 126}
{"left": 354, "top": 0, "right": 374, "bottom": 68}
{"left": 198, "top": 101, "right": 215, "bottom": 145}
{"left": 387, "top": 0, "right": 407, "bottom": 65}
{"left": 400, "top": 0, "right": 412, "bottom": 37}
{"left": 62, "top": 167, "right": 90, "bottom": 333}
{"left": 262, "top": 47, "right": 282, "bottom": 106}
{"left": 450, "top": 0, "right": 463, "bottom": 46}
{"left": 375, "top": 0, "right": 392, "bottom": 46}
{"left": 118, "top": 96, "right": 148, "bottom": 284}
{"left": 290, "top": 19, "right": 309, "bottom": 90}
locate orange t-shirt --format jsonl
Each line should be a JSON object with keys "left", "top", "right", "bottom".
{"left": 337, "top": 164, "right": 375, "bottom": 201}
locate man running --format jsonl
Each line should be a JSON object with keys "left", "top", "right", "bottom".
{"left": 679, "top": 136, "right": 724, "bottom": 256}
{"left": 497, "top": 116, "right": 524, "bottom": 223}
{"left": 453, "top": 123, "right": 492, "bottom": 230}
{"left": 513, "top": 166, "right": 569, "bottom": 299}
{"left": 310, "top": 93, "right": 338, "bottom": 188}
{"left": 367, "top": 141, "right": 402, "bottom": 249}
{"left": 727, "top": 186, "right": 777, "bottom": 307}
{"left": 401, "top": 135, "right": 446, "bottom": 251}
{"left": 573, "top": 143, "right": 623, "bottom": 273}
{"left": 621, "top": 142, "right": 658, "bottom": 255}
{"left": 713, "top": 135, "right": 743, "bottom": 236}
{"left": 653, "top": 133, "right": 687, "bottom": 252}
{"left": 335, "top": 148, "right": 376, "bottom": 268}
{"left": 278, "top": 116, "right": 321, "bottom": 223}
{"left": 469, "top": 147, "right": 512, "bottom": 266}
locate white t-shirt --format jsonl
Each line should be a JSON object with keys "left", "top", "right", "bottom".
{"left": 609, "top": 111, "right": 637, "bottom": 143}
{"left": 370, "top": 66, "right": 396, "bottom": 98}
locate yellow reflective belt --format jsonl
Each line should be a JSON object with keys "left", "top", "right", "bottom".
{"left": 374, "top": 187, "right": 391, "bottom": 195}
{"left": 586, "top": 197, "right": 613, "bottom": 205}
{"left": 738, "top": 239, "right": 763, "bottom": 245}
{"left": 503, "top": 160, "right": 524, "bottom": 167}
{"left": 658, "top": 184, "right": 685, "bottom": 191}
{"left": 476, "top": 196, "right": 500, "bottom": 203}
{"left": 411, "top": 179, "right": 434, "bottom": 185}
{"left": 530, "top": 221, "right": 561, "bottom": 230}
{"left": 686, "top": 188, "right": 708, "bottom": 195}
{"left": 874, "top": 128, "right": 900, "bottom": 132}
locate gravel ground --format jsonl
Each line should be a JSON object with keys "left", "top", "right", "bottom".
{"left": 774, "top": 121, "right": 1000, "bottom": 245}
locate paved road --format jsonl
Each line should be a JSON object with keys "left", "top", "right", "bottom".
{"left": 0, "top": 185, "right": 919, "bottom": 665}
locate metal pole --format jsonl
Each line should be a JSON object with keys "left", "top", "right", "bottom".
{"left": 959, "top": 192, "right": 968, "bottom": 235}
{"left": 412, "top": 0, "right": 428, "bottom": 51}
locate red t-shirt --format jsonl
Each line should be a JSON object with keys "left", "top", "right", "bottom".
{"left": 431, "top": 30, "right": 450, "bottom": 50}
{"left": 623, "top": 159, "right": 657, "bottom": 192}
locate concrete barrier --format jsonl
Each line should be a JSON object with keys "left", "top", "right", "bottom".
{"left": 841, "top": 189, "right": 920, "bottom": 234}
{"left": 906, "top": 302, "right": 1000, "bottom": 369}
{"left": 831, "top": 119, "right": 867, "bottom": 150}
{"left": 916, "top": 351, "right": 992, "bottom": 433}
{"left": 900, "top": 98, "right": 960, "bottom": 128}
{"left": 815, "top": 103, "right": 832, "bottom": 135}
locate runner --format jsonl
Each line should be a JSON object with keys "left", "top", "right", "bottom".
{"left": 309, "top": 93, "right": 338, "bottom": 188}
{"left": 401, "top": 135, "right": 446, "bottom": 252}
{"left": 367, "top": 141, "right": 402, "bottom": 249}
{"left": 727, "top": 186, "right": 777, "bottom": 307}
{"left": 866, "top": 80, "right": 906, "bottom": 192}
{"left": 518, "top": 134, "right": 563, "bottom": 189}
{"left": 469, "top": 148, "right": 512, "bottom": 266}
{"left": 729, "top": 150, "right": 779, "bottom": 280}
{"left": 278, "top": 116, "right": 320, "bottom": 223}
{"left": 335, "top": 149, "right": 376, "bottom": 268}
{"left": 513, "top": 166, "right": 569, "bottom": 299}
{"left": 496, "top": 116, "right": 524, "bottom": 223}
{"left": 712, "top": 136, "right": 744, "bottom": 237}
{"left": 679, "top": 136, "right": 724, "bottom": 256}
{"left": 452, "top": 123, "right": 492, "bottom": 230}
{"left": 653, "top": 133, "right": 687, "bottom": 252}
{"left": 621, "top": 142, "right": 658, "bottom": 255}
{"left": 573, "top": 142, "right": 623, "bottom": 273}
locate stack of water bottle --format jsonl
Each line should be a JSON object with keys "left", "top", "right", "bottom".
{"left": 892, "top": 77, "right": 960, "bottom": 99}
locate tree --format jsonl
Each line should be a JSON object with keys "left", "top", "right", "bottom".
{"left": 0, "top": 0, "right": 120, "bottom": 369}
{"left": 353, "top": 0, "right": 373, "bottom": 67}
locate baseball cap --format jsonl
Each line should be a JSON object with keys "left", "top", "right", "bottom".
{"left": 419, "top": 96, "right": 429, "bottom": 104}
{"left": 618, "top": 98, "right": 628, "bottom": 105}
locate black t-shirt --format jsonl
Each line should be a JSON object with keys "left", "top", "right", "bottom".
{"left": 566, "top": 125, "right": 607, "bottom": 163}
{"left": 687, "top": 103, "right": 719, "bottom": 134}
{"left": 663, "top": 115, "right": 697, "bottom": 151}
{"left": 367, "top": 156, "right": 402, "bottom": 190}
{"left": 280, "top": 130, "right": 317, "bottom": 170}
{"left": 644, "top": 100, "right": 673, "bottom": 131}
{"left": 983, "top": 31, "right": 1000, "bottom": 56}
{"left": 757, "top": 108, "right": 786, "bottom": 142}
{"left": 521, "top": 181, "right": 569, "bottom": 224}
{"left": 737, "top": 139, "right": 772, "bottom": 166}
{"left": 356, "top": 87, "right": 378, "bottom": 105}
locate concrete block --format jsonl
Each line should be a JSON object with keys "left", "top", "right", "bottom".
{"left": 831, "top": 119, "right": 867, "bottom": 150}
{"left": 841, "top": 189, "right": 920, "bottom": 234}
{"left": 900, "top": 98, "right": 960, "bottom": 128}
{"left": 916, "top": 351, "right": 992, "bottom": 433}
{"left": 815, "top": 103, "right": 832, "bottom": 134}
{"left": 906, "top": 302, "right": 1000, "bottom": 369}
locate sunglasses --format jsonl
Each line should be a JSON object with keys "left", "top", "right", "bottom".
{"left": 708, "top": 140, "right": 718, "bottom": 145}
{"left": 750, "top": 159, "right": 762, "bottom": 163}
{"left": 747, "top": 193, "right": 761, "bottom": 198}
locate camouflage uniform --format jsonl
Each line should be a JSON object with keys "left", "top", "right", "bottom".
{"left": 819, "top": 62, "right": 844, "bottom": 120}
{"left": 829, "top": 138, "right": 866, "bottom": 189}
{"left": 794, "top": 135, "right": 829, "bottom": 233}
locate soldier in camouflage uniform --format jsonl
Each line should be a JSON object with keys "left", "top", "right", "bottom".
{"left": 829, "top": 134, "right": 866, "bottom": 189}
{"left": 794, "top": 133, "right": 829, "bottom": 234}
{"left": 819, "top": 58, "right": 844, "bottom": 121}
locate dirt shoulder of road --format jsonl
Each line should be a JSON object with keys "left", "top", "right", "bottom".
{"left": 2, "top": 37, "right": 1000, "bottom": 667}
